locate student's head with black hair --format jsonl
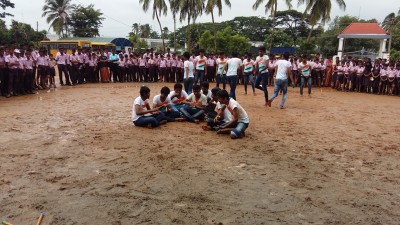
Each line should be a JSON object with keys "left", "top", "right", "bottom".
{"left": 174, "top": 83, "right": 183, "bottom": 94}
{"left": 232, "top": 51, "right": 239, "bottom": 58}
{"left": 192, "top": 84, "right": 201, "bottom": 97}
{"left": 183, "top": 52, "right": 190, "bottom": 60}
{"left": 216, "top": 89, "right": 230, "bottom": 104}
{"left": 140, "top": 86, "right": 151, "bottom": 99}
{"left": 160, "top": 86, "right": 170, "bottom": 97}
{"left": 211, "top": 87, "right": 221, "bottom": 101}
{"left": 283, "top": 52, "right": 290, "bottom": 60}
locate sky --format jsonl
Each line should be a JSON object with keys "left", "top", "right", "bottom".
{"left": 3, "top": 0, "right": 400, "bottom": 38}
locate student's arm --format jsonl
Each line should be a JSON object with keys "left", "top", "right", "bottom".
{"left": 220, "top": 108, "right": 238, "bottom": 129}
{"left": 214, "top": 105, "right": 226, "bottom": 122}
{"left": 135, "top": 104, "right": 160, "bottom": 116}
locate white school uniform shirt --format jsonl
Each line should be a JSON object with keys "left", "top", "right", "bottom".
{"left": 336, "top": 65, "right": 344, "bottom": 74}
{"left": 118, "top": 58, "right": 126, "bottom": 67}
{"left": 24, "top": 58, "right": 34, "bottom": 69}
{"left": 275, "top": 59, "right": 292, "bottom": 80}
{"left": 226, "top": 98, "right": 249, "bottom": 124}
{"left": 243, "top": 59, "right": 254, "bottom": 73}
{"left": 18, "top": 57, "right": 25, "bottom": 69}
{"left": 216, "top": 58, "right": 227, "bottom": 75}
{"left": 5, "top": 55, "right": 19, "bottom": 69}
{"left": 184, "top": 60, "right": 194, "bottom": 79}
{"left": 216, "top": 102, "right": 232, "bottom": 123}
{"left": 256, "top": 55, "right": 269, "bottom": 73}
{"left": 55, "top": 52, "right": 68, "bottom": 65}
{"left": 226, "top": 57, "right": 243, "bottom": 76}
{"left": 153, "top": 94, "right": 171, "bottom": 106}
{"left": 195, "top": 56, "right": 207, "bottom": 71}
{"left": 298, "top": 62, "right": 312, "bottom": 77}
{"left": 187, "top": 93, "right": 208, "bottom": 106}
{"left": 387, "top": 68, "right": 397, "bottom": 78}
{"left": 131, "top": 96, "right": 150, "bottom": 122}
{"left": 168, "top": 90, "right": 189, "bottom": 104}
{"left": 201, "top": 89, "right": 212, "bottom": 98}
{"left": 356, "top": 66, "right": 365, "bottom": 74}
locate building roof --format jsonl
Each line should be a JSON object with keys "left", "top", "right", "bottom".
{"left": 338, "top": 23, "right": 391, "bottom": 39}
{"left": 60, "top": 37, "right": 132, "bottom": 48}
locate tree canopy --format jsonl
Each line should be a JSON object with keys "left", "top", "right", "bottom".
{"left": 0, "top": 0, "right": 14, "bottom": 18}
{"left": 69, "top": 4, "right": 104, "bottom": 37}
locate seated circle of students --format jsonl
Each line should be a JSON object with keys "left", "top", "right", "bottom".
{"left": 215, "top": 89, "right": 250, "bottom": 139}
{"left": 132, "top": 86, "right": 172, "bottom": 128}
{"left": 179, "top": 84, "right": 208, "bottom": 123}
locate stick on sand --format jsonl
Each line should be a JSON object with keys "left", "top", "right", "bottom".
{"left": 36, "top": 212, "right": 44, "bottom": 225}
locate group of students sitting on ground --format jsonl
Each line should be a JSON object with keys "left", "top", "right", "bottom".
{"left": 131, "top": 82, "right": 249, "bottom": 139}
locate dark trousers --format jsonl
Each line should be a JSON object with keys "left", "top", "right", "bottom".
{"left": 0, "top": 68, "right": 6, "bottom": 95}
{"left": 255, "top": 72, "right": 269, "bottom": 103}
{"left": 176, "top": 68, "right": 183, "bottom": 83}
{"left": 57, "top": 64, "right": 70, "bottom": 85}
{"left": 25, "top": 69, "right": 34, "bottom": 93}
{"left": 8, "top": 68, "right": 18, "bottom": 95}
{"left": 149, "top": 66, "right": 157, "bottom": 82}
{"left": 207, "top": 66, "right": 215, "bottom": 82}
{"left": 70, "top": 64, "right": 80, "bottom": 84}
{"left": 109, "top": 63, "right": 118, "bottom": 82}
{"left": 170, "top": 67, "right": 176, "bottom": 83}
{"left": 118, "top": 67, "right": 125, "bottom": 82}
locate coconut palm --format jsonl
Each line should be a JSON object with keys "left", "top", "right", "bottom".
{"left": 139, "top": 0, "right": 168, "bottom": 52}
{"left": 205, "top": 0, "right": 231, "bottom": 52}
{"left": 382, "top": 10, "right": 400, "bottom": 53}
{"left": 169, "top": 0, "right": 180, "bottom": 51}
{"left": 298, "top": 0, "right": 346, "bottom": 40}
{"left": 178, "top": 0, "right": 204, "bottom": 52}
{"left": 42, "top": 0, "right": 74, "bottom": 38}
{"left": 132, "top": 23, "right": 140, "bottom": 36}
{"left": 253, "top": 0, "right": 292, "bottom": 50}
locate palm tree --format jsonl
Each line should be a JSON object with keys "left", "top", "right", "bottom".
{"left": 382, "top": 10, "right": 400, "bottom": 54}
{"left": 139, "top": 0, "right": 168, "bottom": 52}
{"left": 205, "top": 0, "right": 231, "bottom": 52}
{"left": 178, "top": 0, "right": 204, "bottom": 52}
{"left": 253, "top": 0, "right": 292, "bottom": 50}
{"left": 298, "top": 0, "right": 346, "bottom": 40}
{"left": 169, "top": 0, "right": 180, "bottom": 51}
{"left": 42, "top": 0, "right": 74, "bottom": 38}
{"left": 132, "top": 23, "right": 140, "bottom": 36}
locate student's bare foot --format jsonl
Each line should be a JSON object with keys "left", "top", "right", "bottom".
{"left": 147, "top": 124, "right": 154, "bottom": 129}
{"left": 230, "top": 134, "right": 238, "bottom": 139}
{"left": 267, "top": 99, "right": 272, "bottom": 107}
{"left": 216, "top": 128, "right": 231, "bottom": 134}
{"left": 194, "top": 119, "right": 200, "bottom": 124}
{"left": 253, "top": 92, "right": 256, "bottom": 96}
{"left": 280, "top": 106, "right": 285, "bottom": 109}
{"left": 159, "top": 120, "right": 168, "bottom": 125}
{"left": 201, "top": 125, "right": 212, "bottom": 131}
{"left": 175, "top": 118, "right": 186, "bottom": 122}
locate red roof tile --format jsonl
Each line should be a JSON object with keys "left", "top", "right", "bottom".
{"left": 341, "top": 23, "right": 388, "bottom": 35}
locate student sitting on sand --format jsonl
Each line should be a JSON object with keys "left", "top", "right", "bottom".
{"left": 202, "top": 87, "right": 232, "bottom": 131}
{"left": 179, "top": 84, "right": 208, "bottom": 123}
{"left": 153, "top": 86, "right": 186, "bottom": 121}
{"left": 168, "top": 83, "right": 189, "bottom": 114}
{"left": 215, "top": 90, "right": 250, "bottom": 139}
{"left": 132, "top": 86, "right": 171, "bottom": 128}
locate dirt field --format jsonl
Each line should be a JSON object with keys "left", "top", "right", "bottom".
{"left": 1, "top": 82, "right": 400, "bottom": 225}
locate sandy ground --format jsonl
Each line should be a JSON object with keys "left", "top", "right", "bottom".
{"left": 1, "top": 81, "right": 400, "bottom": 225}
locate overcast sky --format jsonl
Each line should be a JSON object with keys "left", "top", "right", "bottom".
{"left": 3, "top": 0, "right": 400, "bottom": 37}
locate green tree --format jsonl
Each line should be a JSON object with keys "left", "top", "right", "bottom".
{"left": 252, "top": 0, "right": 292, "bottom": 50}
{"left": 169, "top": 0, "right": 180, "bottom": 51}
{"left": 199, "top": 27, "right": 251, "bottom": 54}
{"left": 0, "top": 0, "right": 15, "bottom": 18}
{"left": 132, "top": 23, "right": 140, "bottom": 36}
{"left": 139, "top": 24, "right": 151, "bottom": 38}
{"left": 382, "top": 10, "right": 400, "bottom": 53}
{"left": 265, "top": 29, "right": 293, "bottom": 47}
{"left": 42, "top": 0, "right": 74, "bottom": 38}
{"left": 205, "top": 0, "right": 231, "bottom": 52}
{"left": 162, "top": 27, "right": 169, "bottom": 39}
{"left": 139, "top": 0, "right": 168, "bottom": 52}
{"left": 275, "top": 10, "right": 312, "bottom": 45}
{"left": 69, "top": 4, "right": 104, "bottom": 37}
{"left": 178, "top": 0, "right": 204, "bottom": 52}
{"left": 298, "top": 0, "right": 346, "bottom": 40}
{"left": 129, "top": 34, "right": 149, "bottom": 53}
{"left": 224, "top": 16, "right": 273, "bottom": 41}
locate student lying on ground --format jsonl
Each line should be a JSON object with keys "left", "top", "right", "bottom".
{"left": 179, "top": 84, "right": 208, "bottom": 123}
{"left": 215, "top": 90, "right": 250, "bottom": 139}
